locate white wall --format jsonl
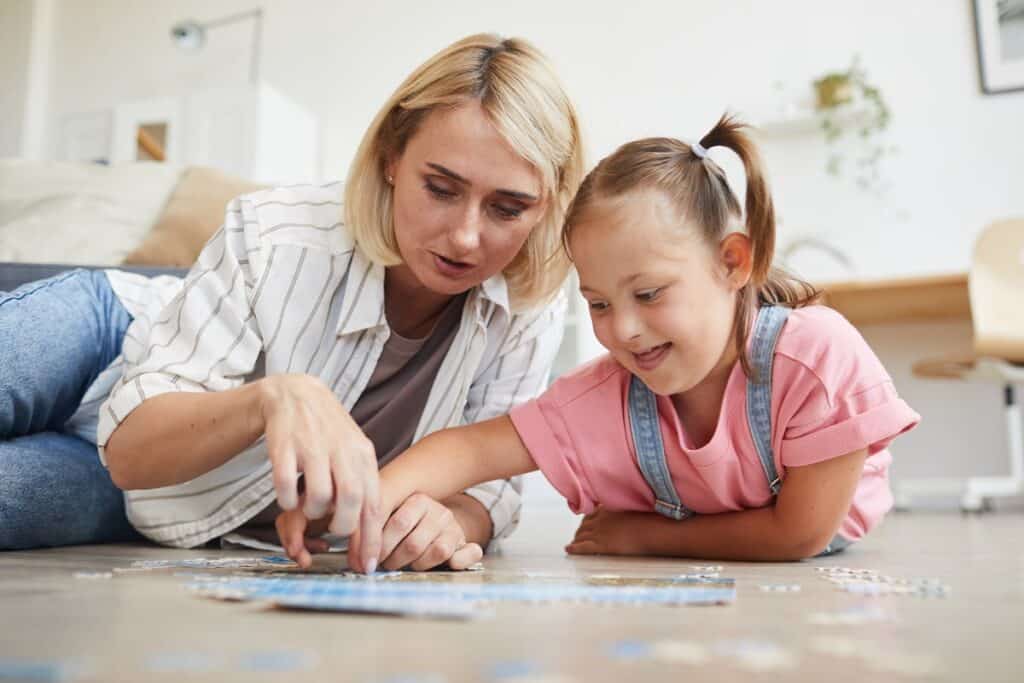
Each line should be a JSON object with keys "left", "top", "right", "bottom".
{"left": 8, "top": 0, "right": 1024, "bottom": 502}
{"left": 0, "top": 0, "right": 35, "bottom": 157}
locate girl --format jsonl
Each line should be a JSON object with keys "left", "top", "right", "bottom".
{"left": 0, "top": 34, "right": 585, "bottom": 576}
{"left": 278, "top": 115, "right": 920, "bottom": 567}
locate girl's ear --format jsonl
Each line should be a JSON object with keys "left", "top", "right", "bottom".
{"left": 719, "top": 233, "right": 753, "bottom": 290}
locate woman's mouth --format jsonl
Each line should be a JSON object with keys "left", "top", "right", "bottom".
{"left": 432, "top": 253, "right": 474, "bottom": 278}
{"left": 633, "top": 343, "right": 672, "bottom": 371}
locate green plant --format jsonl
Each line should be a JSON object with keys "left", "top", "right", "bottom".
{"left": 813, "top": 56, "right": 894, "bottom": 191}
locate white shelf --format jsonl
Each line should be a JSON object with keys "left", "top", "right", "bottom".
{"left": 753, "top": 104, "right": 873, "bottom": 137}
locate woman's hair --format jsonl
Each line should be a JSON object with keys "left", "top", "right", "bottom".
{"left": 345, "top": 33, "right": 585, "bottom": 310}
{"left": 562, "top": 114, "right": 820, "bottom": 379}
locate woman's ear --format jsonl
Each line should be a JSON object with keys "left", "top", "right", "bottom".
{"left": 719, "top": 233, "right": 753, "bottom": 290}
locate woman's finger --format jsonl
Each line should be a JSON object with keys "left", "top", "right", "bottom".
{"left": 300, "top": 444, "right": 333, "bottom": 520}
{"left": 357, "top": 476, "right": 383, "bottom": 574}
{"left": 269, "top": 440, "right": 299, "bottom": 511}
{"left": 328, "top": 447, "right": 369, "bottom": 537}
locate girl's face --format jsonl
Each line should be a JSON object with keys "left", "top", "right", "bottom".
{"left": 387, "top": 102, "right": 548, "bottom": 296}
{"left": 571, "top": 188, "right": 746, "bottom": 398}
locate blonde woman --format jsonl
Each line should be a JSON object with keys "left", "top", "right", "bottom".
{"left": 0, "top": 34, "right": 584, "bottom": 574}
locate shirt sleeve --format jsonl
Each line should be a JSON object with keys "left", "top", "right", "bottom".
{"left": 509, "top": 388, "right": 599, "bottom": 516}
{"left": 96, "top": 196, "right": 264, "bottom": 459}
{"left": 777, "top": 318, "right": 921, "bottom": 467}
{"left": 459, "top": 291, "right": 567, "bottom": 541}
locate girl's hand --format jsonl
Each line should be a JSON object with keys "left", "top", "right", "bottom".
{"left": 258, "top": 374, "right": 382, "bottom": 571}
{"left": 378, "top": 493, "right": 483, "bottom": 571}
{"left": 275, "top": 492, "right": 484, "bottom": 572}
{"left": 565, "top": 507, "right": 651, "bottom": 556}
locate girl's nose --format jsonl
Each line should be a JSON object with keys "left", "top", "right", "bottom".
{"left": 611, "top": 309, "right": 643, "bottom": 346}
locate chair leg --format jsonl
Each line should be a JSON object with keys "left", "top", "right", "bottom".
{"left": 962, "top": 384, "right": 1024, "bottom": 511}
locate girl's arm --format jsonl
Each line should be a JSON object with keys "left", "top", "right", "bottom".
{"left": 276, "top": 415, "right": 537, "bottom": 569}
{"left": 379, "top": 416, "right": 538, "bottom": 514}
{"left": 568, "top": 448, "right": 868, "bottom": 561}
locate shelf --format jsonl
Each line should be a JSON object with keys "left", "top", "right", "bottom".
{"left": 753, "top": 104, "right": 873, "bottom": 137}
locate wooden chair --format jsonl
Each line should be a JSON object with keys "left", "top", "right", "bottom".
{"left": 898, "top": 218, "right": 1024, "bottom": 511}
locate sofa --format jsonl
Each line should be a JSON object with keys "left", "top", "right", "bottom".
{"left": 0, "top": 159, "right": 268, "bottom": 290}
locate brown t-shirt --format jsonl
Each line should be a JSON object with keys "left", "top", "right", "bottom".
{"left": 244, "top": 295, "right": 464, "bottom": 528}
{"left": 350, "top": 294, "right": 464, "bottom": 466}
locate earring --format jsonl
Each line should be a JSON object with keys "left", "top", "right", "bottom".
{"left": 386, "top": 174, "right": 394, "bottom": 184}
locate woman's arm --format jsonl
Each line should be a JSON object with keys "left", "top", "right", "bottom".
{"left": 104, "top": 382, "right": 263, "bottom": 489}
{"left": 568, "top": 448, "right": 868, "bottom": 561}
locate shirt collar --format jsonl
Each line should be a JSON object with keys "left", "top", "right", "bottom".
{"left": 336, "top": 248, "right": 512, "bottom": 337}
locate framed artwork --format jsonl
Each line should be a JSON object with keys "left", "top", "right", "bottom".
{"left": 110, "top": 97, "right": 182, "bottom": 163}
{"left": 974, "top": 0, "right": 1024, "bottom": 94}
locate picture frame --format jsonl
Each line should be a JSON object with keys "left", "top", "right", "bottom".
{"left": 973, "top": 0, "right": 1024, "bottom": 94}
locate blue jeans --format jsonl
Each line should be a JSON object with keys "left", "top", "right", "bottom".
{"left": 0, "top": 269, "right": 142, "bottom": 549}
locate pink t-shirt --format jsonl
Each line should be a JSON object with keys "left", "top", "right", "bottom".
{"left": 510, "top": 306, "right": 921, "bottom": 540}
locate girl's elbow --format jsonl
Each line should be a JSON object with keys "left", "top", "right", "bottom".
{"left": 788, "top": 527, "right": 837, "bottom": 560}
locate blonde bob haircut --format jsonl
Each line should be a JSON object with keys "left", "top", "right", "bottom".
{"left": 344, "top": 33, "right": 585, "bottom": 310}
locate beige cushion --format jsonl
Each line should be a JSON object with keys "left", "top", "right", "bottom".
{"left": 123, "top": 166, "right": 267, "bottom": 267}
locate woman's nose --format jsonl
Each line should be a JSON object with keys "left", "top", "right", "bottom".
{"left": 448, "top": 204, "right": 482, "bottom": 255}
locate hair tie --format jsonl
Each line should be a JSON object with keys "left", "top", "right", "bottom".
{"left": 690, "top": 141, "right": 708, "bottom": 159}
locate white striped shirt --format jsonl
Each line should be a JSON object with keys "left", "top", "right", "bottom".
{"left": 85, "top": 183, "right": 566, "bottom": 548}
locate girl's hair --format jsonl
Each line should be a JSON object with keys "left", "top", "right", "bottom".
{"left": 562, "top": 113, "right": 820, "bottom": 378}
{"left": 345, "top": 33, "right": 585, "bottom": 310}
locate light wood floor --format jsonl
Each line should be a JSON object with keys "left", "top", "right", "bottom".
{"left": 0, "top": 506, "right": 1019, "bottom": 682}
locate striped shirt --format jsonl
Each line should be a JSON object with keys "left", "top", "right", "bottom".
{"left": 85, "top": 183, "right": 566, "bottom": 548}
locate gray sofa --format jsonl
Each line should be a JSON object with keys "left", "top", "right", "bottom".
{"left": 1, "top": 263, "right": 188, "bottom": 292}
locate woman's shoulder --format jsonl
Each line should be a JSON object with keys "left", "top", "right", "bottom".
{"left": 233, "top": 181, "right": 353, "bottom": 254}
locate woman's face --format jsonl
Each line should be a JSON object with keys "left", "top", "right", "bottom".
{"left": 387, "top": 102, "right": 548, "bottom": 296}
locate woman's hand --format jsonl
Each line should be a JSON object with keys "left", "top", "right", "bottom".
{"left": 258, "top": 374, "right": 382, "bottom": 571}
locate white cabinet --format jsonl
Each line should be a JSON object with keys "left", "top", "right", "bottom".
{"left": 65, "top": 83, "right": 318, "bottom": 184}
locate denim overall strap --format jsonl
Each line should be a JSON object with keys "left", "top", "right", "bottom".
{"left": 627, "top": 375, "right": 693, "bottom": 520}
{"left": 745, "top": 305, "right": 791, "bottom": 496}
{"left": 745, "top": 305, "right": 850, "bottom": 556}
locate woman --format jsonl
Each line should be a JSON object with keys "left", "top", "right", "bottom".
{"left": 0, "top": 33, "right": 585, "bottom": 573}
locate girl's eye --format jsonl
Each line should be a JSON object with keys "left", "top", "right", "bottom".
{"left": 425, "top": 182, "right": 457, "bottom": 200}
{"left": 492, "top": 203, "right": 525, "bottom": 220}
{"left": 636, "top": 288, "right": 662, "bottom": 302}
{"left": 588, "top": 301, "right": 608, "bottom": 312}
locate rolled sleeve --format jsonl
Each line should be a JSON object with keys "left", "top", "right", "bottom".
{"left": 96, "top": 198, "right": 264, "bottom": 460}
{"left": 510, "top": 398, "right": 596, "bottom": 515}
{"left": 781, "top": 380, "right": 921, "bottom": 467}
{"left": 461, "top": 292, "right": 567, "bottom": 540}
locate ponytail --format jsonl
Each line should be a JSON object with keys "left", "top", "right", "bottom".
{"left": 698, "top": 114, "right": 819, "bottom": 379}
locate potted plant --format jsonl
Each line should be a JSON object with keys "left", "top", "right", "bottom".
{"left": 813, "top": 56, "right": 894, "bottom": 191}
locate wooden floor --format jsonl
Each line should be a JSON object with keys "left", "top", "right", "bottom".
{"left": 0, "top": 506, "right": 1019, "bottom": 682}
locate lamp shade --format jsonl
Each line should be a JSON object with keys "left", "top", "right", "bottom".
{"left": 170, "top": 20, "right": 205, "bottom": 51}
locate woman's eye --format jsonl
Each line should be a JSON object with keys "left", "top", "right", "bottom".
{"left": 588, "top": 301, "right": 608, "bottom": 312}
{"left": 425, "top": 182, "right": 456, "bottom": 200}
{"left": 492, "top": 203, "right": 525, "bottom": 220}
{"left": 636, "top": 289, "right": 661, "bottom": 302}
